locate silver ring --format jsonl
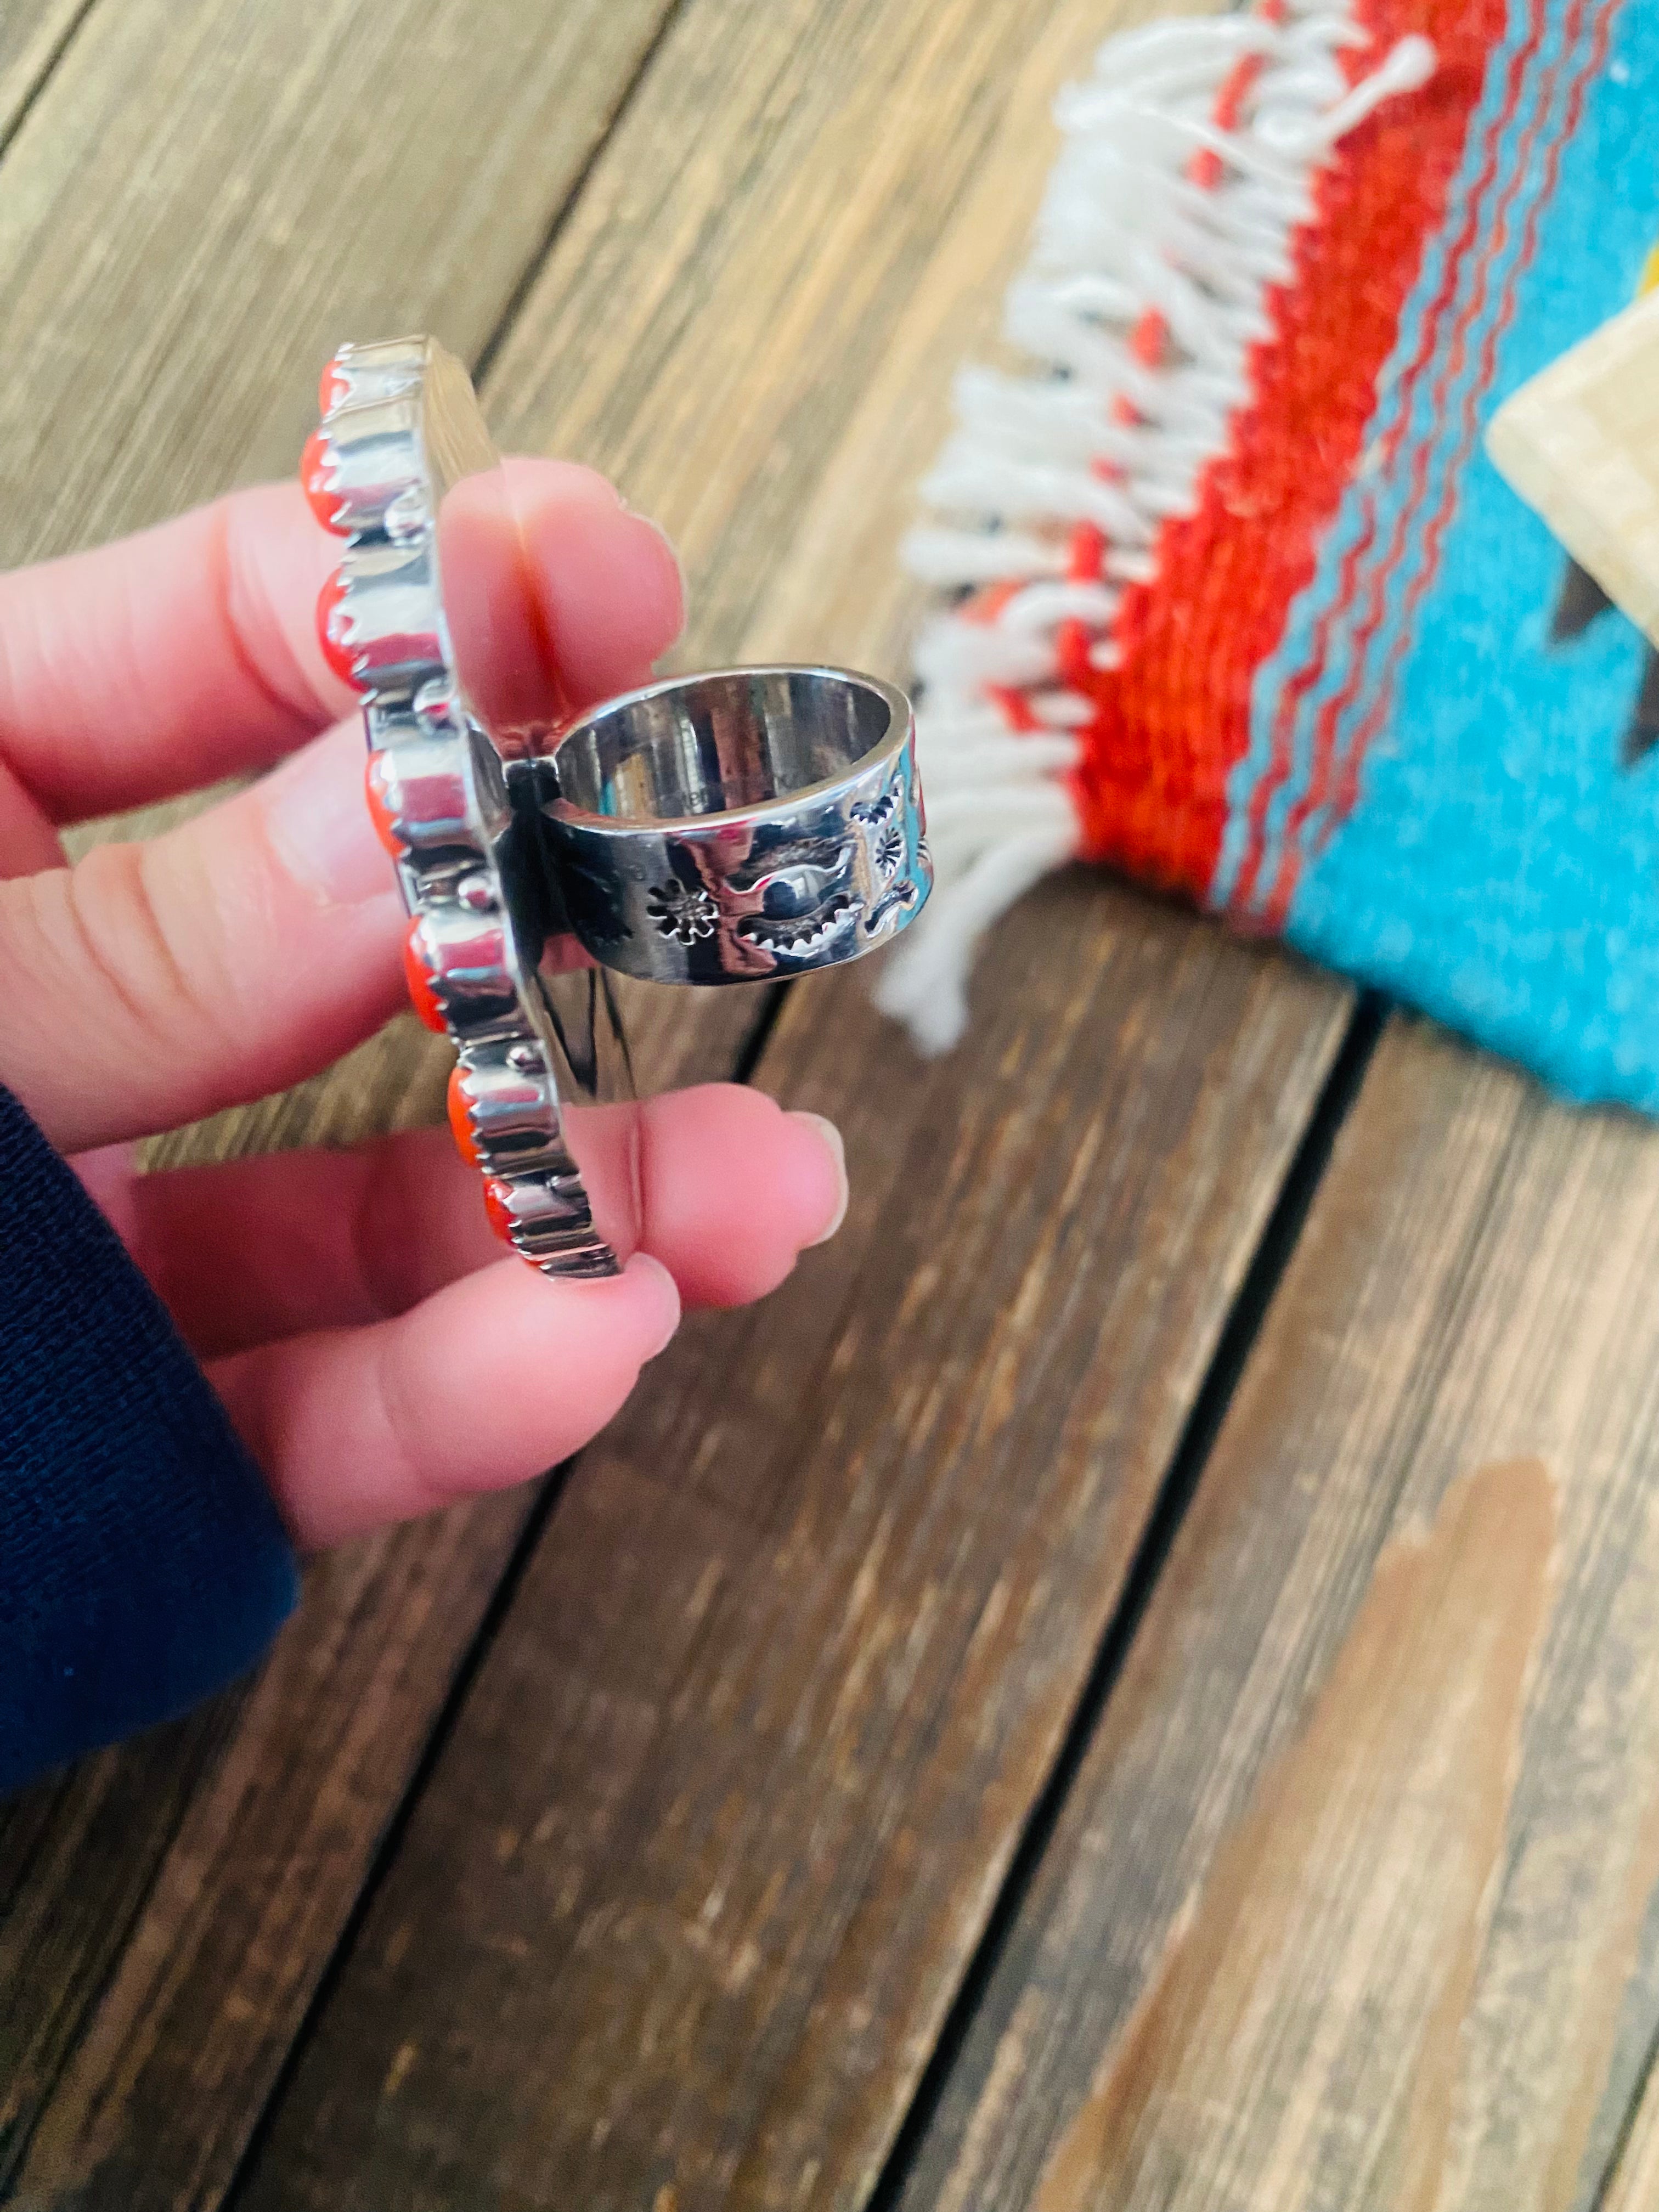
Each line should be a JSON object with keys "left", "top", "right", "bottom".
{"left": 306, "top": 335, "right": 927, "bottom": 1279}
{"left": 308, "top": 335, "right": 623, "bottom": 1277}
{"left": 543, "top": 667, "right": 930, "bottom": 983}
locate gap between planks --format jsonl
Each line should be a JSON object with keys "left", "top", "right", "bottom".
{"left": 0, "top": 0, "right": 97, "bottom": 162}
{"left": 1599, "top": 2011, "right": 1659, "bottom": 2212}
{"left": 207, "top": 26, "right": 1350, "bottom": 2205}
{"left": 863, "top": 992, "right": 1389, "bottom": 2212}
{"left": 892, "top": 1019, "right": 1659, "bottom": 2212}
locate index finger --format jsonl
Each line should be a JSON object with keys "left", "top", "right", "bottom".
{"left": 0, "top": 482, "right": 348, "bottom": 823}
{"left": 0, "top": 460, "right": 684, "bottom": 826}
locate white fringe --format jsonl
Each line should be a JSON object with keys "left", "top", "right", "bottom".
{"left": 877, "top": 3, "right": 1435, "bottom": 1053}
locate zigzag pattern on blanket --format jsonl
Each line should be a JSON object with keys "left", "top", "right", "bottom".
{"left": 881, "top": 0, "right": 1459, "bottom": 1053}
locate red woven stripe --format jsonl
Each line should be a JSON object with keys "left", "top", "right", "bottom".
{"left": 1250, "top": 0, "right": 1577, "bottom": 926}
{"left": 1264, "top": 0, "right": 1614, "bottom": 924}
{"left": 1068, "top": 0, "right": 1506, "bottom": 899}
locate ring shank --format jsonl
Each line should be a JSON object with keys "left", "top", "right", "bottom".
{"left": 543, "top": 666, "right": 931, "bottom": 985}
{"left": 552, "top": 669, "right": 896, "bottom": 822}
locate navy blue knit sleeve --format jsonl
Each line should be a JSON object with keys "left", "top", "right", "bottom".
{"left": 0, "top": 1089, "right": 298, "bottom": 1795}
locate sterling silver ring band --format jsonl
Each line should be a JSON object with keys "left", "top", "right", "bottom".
{"left": 542, "top": 668, "right": 931, "bottom": 984}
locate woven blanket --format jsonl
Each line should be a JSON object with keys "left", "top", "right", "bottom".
{"left": 883, "top": 0, "right": 1659, "bottom": 1114}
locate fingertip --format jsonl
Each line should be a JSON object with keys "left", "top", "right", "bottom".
{"left": 621, "top": 1248, "right": 682, "bottom": 1358}
{"left": 629, "top": 1086, "right": 849, "bottom": 1307}
{"left": 228, "top": 1247, "right": 685, "bottom": 1547}
{"left": 505, "top": 456, "right": 685, "bottom": 703}
{"left": 786, "top": 1112, "right": 848, "bottom": 1246}
{"left": 501, "top": 455, "right": 622, "bottom": 513}
{"left": 625, "top": 512, "right": 687, "bottom": 651}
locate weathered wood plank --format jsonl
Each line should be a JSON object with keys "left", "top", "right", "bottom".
{"left": 0, "top": 983, "right": 753, "bottom": 2211}
{"left": 1603, "top": 2043, "right": 1659, "bottom": 2212}
{"left": 237, "top": 897, "right": 1348, "bottom": 2212}
{"left": 3, "top": 0, "right": 1344, "bottom": 2205}
{"left": 201, "top": 20, "right": 1329, "bottom": 2212}
{"left": 0, "top": 0, "right": 677, "bottom": 565}
{"left": 211, "top": 0, "right": 1387, "bottom": 2201}
{"left": 0, "top": 1488, "right": 527, "bottom": 2204}
{"left": 0, "top": 0, "right": 1159, "bottom": 2189}
{"left": 891, "top": 1020, "right": 1659, "bottom": 2212}
{"left": 481, "top": 0, "right": 1216, "bottom": 663}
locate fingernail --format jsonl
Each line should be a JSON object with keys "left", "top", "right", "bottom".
{"left": 627, "top": 1250, "right": 682, "bottom": 1359}
{"left": 790, "top": 1111, "right": 848, "bottom": 1246}
{"left": 263, "top": 720, "right": 397, "bottom": 909}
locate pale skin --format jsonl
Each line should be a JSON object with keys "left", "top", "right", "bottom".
{"left": 0, "top": 462, "right": 848, "bottom": 1550}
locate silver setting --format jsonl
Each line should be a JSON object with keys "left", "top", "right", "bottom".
{"left": 314, "top": 337, "right": 618, "bottom": 1278}
{"left": 311, "top": 337, "right": 929, "bottom": 1280}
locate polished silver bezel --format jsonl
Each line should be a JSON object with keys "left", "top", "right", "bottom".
{"left": 312, "top": 336, "right": 618, "bottom": 1278}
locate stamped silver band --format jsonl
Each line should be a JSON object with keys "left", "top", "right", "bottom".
{"left": 542, "top": 668, "right": 931, "bottom": 985}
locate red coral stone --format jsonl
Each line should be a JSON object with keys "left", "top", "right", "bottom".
{"left": 364, "top": 752, "right": 402, "bottom": 859}
{"left": 482, "top": 1177, "right": 518, "bottom": 1244}
{"left": 402, "top": 921, "right": 447, "bottom": 1034}
{"left": 315, "top": 567, "right": 363, "bottom": 692}
{"left": 300, "top": 428, "right": 348, "bottom": 534}
{"left": 447, "top": 1065, "right": 482, "bottom": 1167}
{"left": 318, "top": 357, "right": 351, "bottom": 416}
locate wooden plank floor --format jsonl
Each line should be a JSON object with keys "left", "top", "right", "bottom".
{"left": 4, "top": 2, "right": 1659, "bottom": 2209}
{"left": 894, "top": 1023, "right": 1659, "bottom": 2212}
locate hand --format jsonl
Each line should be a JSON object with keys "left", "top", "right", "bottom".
{"left": 0, "top": 468, "right": 847, "bottom": 1547}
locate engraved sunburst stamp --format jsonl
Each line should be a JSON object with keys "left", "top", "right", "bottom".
{"left": 648, "top": 881, "right": 721, "bottom": 944}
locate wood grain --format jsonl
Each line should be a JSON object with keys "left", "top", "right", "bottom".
{"left": 0, "top": 0, "right": 679, "bottom": 565}
{"left": 236, "top": 885, "right": 1347, "bottom": 2212}
{"left": 1, "top": 0, "right": 1362, "bottom": 2207}
{"left": 894, "top": 1020, "right": 1659, "bottom": 2212}
{"left": 0, "top": 0, "right": 88, "bottom": 145}
{"left": 44, "top": 0, "right": 1357, "bottom": 2200}
{"left": 193, "top": 1, "right": 1384, "bottom": 2203}
{"left": 0, "top": 1491, "right": 526, "bottom": 2206}
{"left": 0, "top": 981, "right": 758, "bottom": 2211}
{"left": 1, "top": 0, "right": 1118, "bottom": 2184}
{"left": 1031, "top": 1459, "right": 1558, "bottom": 2212}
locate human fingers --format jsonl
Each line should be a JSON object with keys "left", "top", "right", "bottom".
{"left": 0, "top": 754, "right": 64, "bottom": 878}
{"left": 0, "top": 458, "right": 686, "bottom": 1149}
{"left": 0, "top": 715, "right": 404, "bottom": 1154}
{"left": 128, "top": 1088, "right": 848, "bottom": 1357}
{"left": 212, "top": 1251, "right": 684, "bottom": 1547}
{"left": 502, "top": 456, "right": 682, "bottom": 706}
{"left": 0, "top": 462, "right": 682, "bottom": 826}
{"left": 0, "top": 483, "right": 347, "bottom": 821}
